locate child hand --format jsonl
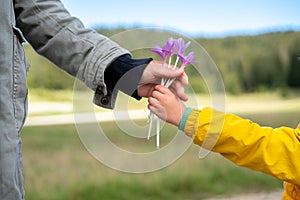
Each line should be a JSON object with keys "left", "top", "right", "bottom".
{"left": 148, "top": 85, "right": 186, "bottom": 126}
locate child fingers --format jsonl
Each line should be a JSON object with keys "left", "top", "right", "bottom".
{"left": 151, "top": 90, "right": 165, "bottom": 100}
{"left": 148, "top": 96, "right": 159, "bottom": 106}
{"left": 148, "top": 105, "right": 160, "bottom": 117}
{"left": 148, "top": 104, "right": 166, "bottom": 121}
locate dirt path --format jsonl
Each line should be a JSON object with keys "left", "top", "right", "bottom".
{"left": 25, "top": 101, "right": 152, "bottom": 126}
{"left": 206, "top": 190, "right": 283, "bottom": 200}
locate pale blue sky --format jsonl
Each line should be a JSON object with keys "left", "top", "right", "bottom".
{"left": 61, "top": 0, "right": 300, "bottom": 37}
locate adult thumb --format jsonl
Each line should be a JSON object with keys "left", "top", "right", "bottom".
{"left": 157, "top": 67, "right": 184, "bottom": 78}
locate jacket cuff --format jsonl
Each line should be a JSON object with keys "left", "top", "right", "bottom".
{"left": 93, "top": 87, "right": 117, "bottom": 109}
{"left": 94, "top": 54, "right": 153, "bottom": 109}
{"left": 81, "top": 40, "right": 130, "bottom": 109}
{"left": 183, "top": 109, "right": 201, "bottom": 138}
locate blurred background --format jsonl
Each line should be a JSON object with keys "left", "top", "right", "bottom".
{"left": 23, "top": 0, "right": 300, "bottom": 199}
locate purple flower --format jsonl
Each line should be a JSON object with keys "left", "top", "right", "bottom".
{"left": 150, "top": 38, "right": 176, "bottom": 62}
{"left": 163, "top": 38, "right": 175, "bottom": 56}
{"left": 150, "top": 37, "right": 198, "bottom": 68}
{"left": 150, "top": 45, "right": 169, "bottom": 62}
{"left": 175, "top": 38, "right": 191, "bottom": 57}
{"left": 179, "top": 52, "right": 198, "bottom": 68}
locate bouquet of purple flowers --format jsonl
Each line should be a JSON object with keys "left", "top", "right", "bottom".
{"left": 148, "top": 37, "right": 198, "bottom": 148}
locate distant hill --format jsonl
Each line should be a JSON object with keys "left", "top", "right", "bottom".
{"left": 25, "top": 29, "right": 300, "bottom": 94}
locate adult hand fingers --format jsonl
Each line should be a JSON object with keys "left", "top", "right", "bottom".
{"left": 154, "top": 65, "right": 184, "bottom": 80}
{"left": 169, "top": 80, "right": 189, "bottom": 102}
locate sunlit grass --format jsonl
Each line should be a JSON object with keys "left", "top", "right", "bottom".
{"left": 22, "top": 120, "right": 284, "bottom": 200}
{"left": 22, "top": 90, "right": 300, "bottom": 199}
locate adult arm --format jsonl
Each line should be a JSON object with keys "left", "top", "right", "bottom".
{"left": 14, "top": 0, "right": 129, "bottom": 108}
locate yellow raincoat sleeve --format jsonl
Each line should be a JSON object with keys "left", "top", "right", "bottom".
{"left": 183, "top": 107, "right": 300, "bottom": 187}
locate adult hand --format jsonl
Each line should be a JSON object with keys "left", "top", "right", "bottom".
{"left": 137, "top": 60, "right": 189, "bottom": 101}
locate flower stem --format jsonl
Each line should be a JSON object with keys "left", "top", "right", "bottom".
{"left": 165, "top": 56, "right": 180, "bottom": 87}
{"left": 156, "top": 116, "right": 160, "bottom": 148}
{"left": 173, "top": 56, "right": 180, "bottom": 70}
{"left": 168, "top": 54, "right": 173, "bottom": 69}
{"left": 161, "top": 62, "right": 166, "bottom": 85}
{"left": 147, "top": 112, "right": 153, "bottom": 140}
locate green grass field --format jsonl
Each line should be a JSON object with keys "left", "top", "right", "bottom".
{"left": 21, "top": 89, "right": 300, "bottom": 199}
{"left": 21, "top": 109, "right": 300, "bottom": 200}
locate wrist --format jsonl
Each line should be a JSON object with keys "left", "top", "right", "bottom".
{"left": 178, "top": 107, "right": 193, "bottom": 131}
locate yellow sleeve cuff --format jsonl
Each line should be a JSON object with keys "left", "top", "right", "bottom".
{"left": 183, "top": 109, "right": 201, "bottom": 138}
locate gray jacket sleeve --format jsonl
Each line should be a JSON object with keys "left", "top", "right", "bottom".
{"left": 14, "top": 0, "right": 130, "bottom": 108}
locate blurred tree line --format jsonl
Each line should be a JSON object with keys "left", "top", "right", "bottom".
{"left": 196, "top": 31, "right": 300, "bottom": 94}
{"left": 25, "top": 29, "right": 300, "bottom": 94}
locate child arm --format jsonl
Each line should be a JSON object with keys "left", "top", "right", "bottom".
{"left": 185, "top": 107, "right": 300, "bottom": 187}
{"left": 148, "top": 85, "right": 300, "bottom": 186}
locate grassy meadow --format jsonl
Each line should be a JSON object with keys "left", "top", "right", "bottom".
{"left": 22, "top": 28, "right": 300, "bottom": 199}
{"left": 22, "top": 125, "right": 281, "bottom": 200}
{"left": 21, "top": 102, "right": 300, "bottom": 199}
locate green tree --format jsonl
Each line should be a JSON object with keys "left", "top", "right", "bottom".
{"left": 287, "top": 39, "right": 300, "bottom": 87}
